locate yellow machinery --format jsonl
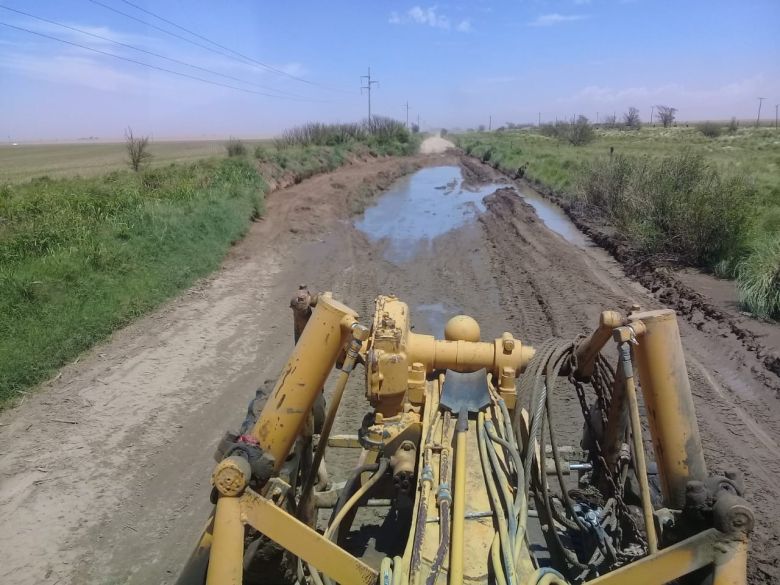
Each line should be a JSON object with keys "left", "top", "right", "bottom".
{"left": 177, "top": 290, "right": 753, "bottom": 585}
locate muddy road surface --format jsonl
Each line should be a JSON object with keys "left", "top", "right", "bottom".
{"left": 0, "top": 146, "right": 778, "bottom": 584}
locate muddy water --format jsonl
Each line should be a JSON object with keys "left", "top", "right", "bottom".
{"left": 356, "top": 165, "right": 587, "bottom": 264}
{"left": 354, "top": 165, "right": 503, "bottom": 263}
{"left": 514, "top": 185, "right": 589, "bottom": 247}
{"left": 355, "top": 165, "right": 588, "bottom": 335}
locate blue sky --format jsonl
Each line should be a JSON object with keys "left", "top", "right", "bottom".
{"left": 1, "top": 0, "right": 778, "bottom": 140}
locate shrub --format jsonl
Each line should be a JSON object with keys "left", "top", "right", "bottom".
{"left": 623, "top": 107, "right": 641, "bottom": 130}
{"left": 656, "top": 105, "right": 677, "bottom": 128}
{"left": 581, "top": 152, "right": 756, "bottom": 266}
{"left": 277, "top": 122, "right": 367, "bottom": 148}
{"left": 727, "top": 117, "right": 739, "bottom": 134}
{"left": 125, "top": 127, "right": 152, "bottom": 172}
{"left": 698, "top": 122, "right": 722, "bottom": 138}
{"left": 601, "top": 114, "right": 618, "bottom": 129}
{"left": 538, "top": 117, "right": 594, "bottom": 145}
{"left": 737, "top": 234, "right": 780, "bottom": 318}
{"left": 566, "top": 116, "right": 594, "bottom": 146}
{"left": 226, "top": 137, "right": 247, "bottom": 157}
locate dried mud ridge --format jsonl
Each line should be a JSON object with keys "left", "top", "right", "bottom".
{"left": 465, "top": 155, "right": 780, "bottom": 387}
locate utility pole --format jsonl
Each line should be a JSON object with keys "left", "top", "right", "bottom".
{"left": 403, "top": 101, "right": 410, "bottom": 128}
{"left": 650, "top": 106, "right": 655, "bottom": 125}
{"left": 775, "top": 104, "right": 778, "bottom": 130}
{"left": 360, "top": 67, "right": 379, "bottom": 128}
{"left": 538, "top": 112, "right": 541, "bottom": 126}
{"left": 488, "top": 115, "right": 492, "bottom": 131}
{"left": 596, "top": 111, "right": 599, "bottom": 124}
{"left": 756, "top": 97, "right": 766, "bottom": 127}
{"left": 417, "top": 113, "right": 421, "bottom": 129}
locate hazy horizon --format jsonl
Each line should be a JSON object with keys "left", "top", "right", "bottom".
{"left": 2, "top": 0, "right": 779, "bottom": 141}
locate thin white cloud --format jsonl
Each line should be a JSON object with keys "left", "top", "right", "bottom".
{"left": 529, "top": 13, "right": 588, "bottom": 26}
{"left": 573, "top": 0, "right": 592, "bottom": 5}
{"left": 389, "top": 6, "right": 471, "bottom": 32}
{"left": 456, "top": 19, "right": 472, "bottom": 32}
{"left": 408, "top": 6, "right": 450, "bottom": 29}
{"left": 557, "top": 75, "right": 779, "bottom": 119}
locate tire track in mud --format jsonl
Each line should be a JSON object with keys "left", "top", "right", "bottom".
{"left": 475, "top": 171, "right": 780, "bottom": 584}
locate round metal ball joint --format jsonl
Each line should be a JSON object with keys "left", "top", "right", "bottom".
{"left": 444, "top": 315, "right": 481, "bottom": 342}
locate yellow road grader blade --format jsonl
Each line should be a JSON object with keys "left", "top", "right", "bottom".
{"left": 177, "top": 290, "right": 753, "bottom": 585}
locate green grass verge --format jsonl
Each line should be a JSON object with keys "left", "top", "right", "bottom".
{"left": 0, "top": 158, "right": 265, "bottom": 401}
{"left": 0, "top": 125, "right": 417, "bottom": 404}
{"left": 457, "top": 126, "right": 780, "bottom": 318}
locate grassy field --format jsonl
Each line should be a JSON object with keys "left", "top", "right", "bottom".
{"left": 457, "top": 126, "right": 779, "bottom": 317}
{"left": 0, "top": 139, "right": 272, "bottom": 183}
{"left": 0, "top": 122, "right": 417, "bottom": 405}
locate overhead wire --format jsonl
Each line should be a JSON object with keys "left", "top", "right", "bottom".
{"left": 0, "top": 21, "right": 326, "bottom": 101}
{"left": 91, "top": 0, "right": 350, "bottom": 93}
{"left": 0, "top": 4, "right": 311, "bottom": 99}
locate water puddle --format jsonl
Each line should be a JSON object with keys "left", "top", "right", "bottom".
{"left": 514, "top": 187, "right": 589, "bottom": 248}
{"left": 354, "top": 166, "right": 503, "bottom": 262}
{"left": 355, "top": 165, "right": 588, "bottom": 263}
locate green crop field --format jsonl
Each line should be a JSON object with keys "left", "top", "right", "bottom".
{"left": 0, "top": 139, "right": 273, "bottom": 183}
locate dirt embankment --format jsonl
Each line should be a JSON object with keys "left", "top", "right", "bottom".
{"left": 463, "top": 156, "right": 780, "bottom": 582}
{"left": 500, "top": 161, "right": 780, "bottom": 385}
{"left": 0, "top": 151, "right": 777, "bottom": 584}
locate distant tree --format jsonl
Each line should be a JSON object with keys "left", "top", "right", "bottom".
{"left": 506, "top": 122, "right": 516, "bottom": 129}
{"left": 656, "top": 105, "right": 677, "bottom": 128}
{"left": 567, "top": 115, "right": 595, "bottom": 145}
{"left": 225, "top": 137, "right": 247, "bottom": 157}
{"left": 125, "top": 127, "right": 152, "bottom": 172}
{"left": 411, "top": 123, "right": 420, "bottom": 134}
{"left": 477, "top": 124, "right": 486, "bottom": 132}
{"left": 697, "top": 121, "right": 722, "bottom": 138}
{"left": 602, "top": 114, "right": 618, "bottom": 129}
{"left": 623, "top": 107, "right": 641, "bottom": 130}
{"left": 727, "top": 117, "right": 739, "bottom": 134}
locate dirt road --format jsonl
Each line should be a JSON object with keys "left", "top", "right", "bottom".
{"left": 0, "top": 147, "right": 778, "bottom": 584}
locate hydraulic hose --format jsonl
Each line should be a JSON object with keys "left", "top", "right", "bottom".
{"left": 484, "top": 419, "right": 529, "bottom": 566}
{"left": 410, "top": 409, "right": 441, "bottom": 579}
{"left": 426, "top": 412, "right": 452, "bottom": 585}
{"left": 478, "top": 412, "right": 517, "bottom": 585}
{"left": 325, "top": 458, "right": 389, "bottom": 540}
{"left": 618, "top": 337, "right": 658, "bottom": 553}
{"left": 299, "top": 325, "right": 366, "bottom": 517}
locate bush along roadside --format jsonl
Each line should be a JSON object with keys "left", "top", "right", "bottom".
{"left": 458, "top": 133, "right": 777, "bottom": 321}
{"left": 0, "top": 120, "right": 418, "bottom": 405}
{"left": 457, "top": 146, "right": 779, "bottom": 380}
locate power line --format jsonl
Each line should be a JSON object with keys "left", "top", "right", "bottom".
{"left": 0, "top": 4, "right": 308, "bottom": 99}
{"left": 93, "top": 0, "right": 343, "bottom": 92}
{"left": 0, "top": 21, "right": 319, "bottom": 100}
{"left": 117, "top": 0, "right": 338, "bottom": 90}
{"left": 361, "top": 67, "right": 378, "bottom": 126}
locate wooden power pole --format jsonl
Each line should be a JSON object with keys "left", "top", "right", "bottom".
{"left": 361, "top": 67, "right": 379, "bottom": 128}
{"left": 756, "top": 97, "right": 766, "bottom": 128}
